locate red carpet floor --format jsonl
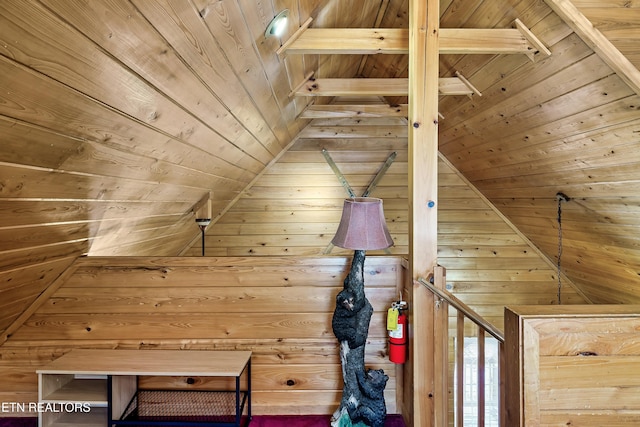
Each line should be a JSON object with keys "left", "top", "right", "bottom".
{"left": 249, "top": 415, "right": 405, "bottom": 426}
{"left": 0, "top": 415, "right": 406, "bottom": 426}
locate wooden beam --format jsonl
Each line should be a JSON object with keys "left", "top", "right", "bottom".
{"left": 440, "top": 28, "right": 538, "bottom": 55}
{"left": 409, "top": 0, "right": 440, "bottom": 424}
{"left": 513, "top": 18, "right": 551, "bottom": 61}
{"left": 288, "top": 71, "right": 314, "bottom": 98}
{"left": 286, "top": 28, "right": 408, "bottom": 54}
{"left": 544, "top": 0, "right": 640, "bottom": 96}
{"left": 296, "top": 78, "right": 407, "bottom": 96}
{"left": 276, "top": 17, "right": 313, "bottom": 57}
{"left": 299, "top": 104, "right": 408, "bottom": 118}
{"left": 294, "top": 78, "right": 475, "bottom": 96}
{"left": 455, "top": 71, "right": 482, "bottom": 98}
{"left": 283, "top": 27, "right": 543, "bottom": 56}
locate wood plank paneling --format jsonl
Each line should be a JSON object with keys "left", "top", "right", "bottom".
{"left": 0, "top": 0, "right": 305, "bottom": 340}
{"left": 3, "top": 256, "right": 401, "bottom": 416}
{"left": 41, "top": 287, "right": 397, "bottom": 314}
{"left": 186, "top": 101, "right": 410, "bottom": 257}
{"left": 187, "top": 108, "right": 587, "bottom": 334}
{"left": 1, "top": 0, "right": 639, "bottom": 421}
{"left": 506, "top": 305, "right": 640, "bottom": 426}
{"left": 0, "top": 257, "right": 76, "bottom": 333}
{"left": 435, "top": 1, "right": 640, "bottom": 305}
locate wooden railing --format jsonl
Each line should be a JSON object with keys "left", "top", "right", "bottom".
{"left": 417, "top": 276, "right": 505, "bottom": 427}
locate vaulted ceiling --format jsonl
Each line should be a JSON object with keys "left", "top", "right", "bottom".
{"left": 1, "top": 0, "right": 640, "bottom": 339}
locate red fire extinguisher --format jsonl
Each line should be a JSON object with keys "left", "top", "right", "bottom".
{"left": 388, "top": 300, "right": 408, "bottom": 364}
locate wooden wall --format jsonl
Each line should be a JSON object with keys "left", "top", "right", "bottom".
{"left": 0, "top": 107, "right": 588, "bottom": 418}
{"left": 505, "top": 305, "right": 640, "bottom": 426}
{"left": 436, "top": 3, "right": 640, "bottom": 305}
{"left": 183, "top": 102, "right": 410, "bottom": 258}
{"left": 187, "top": 115, "right": 589, "bottom": 332}
{"left": 437, "top": 156, "right": 589, "bottom": 331}
{"left": 0, "top": 0, "right": 306, "bottom": 342}
{"left": 1, "top": 256, "right": 402, "bottom": 416}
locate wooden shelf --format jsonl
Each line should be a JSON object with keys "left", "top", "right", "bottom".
{"left": 39, "top": 374, "right": 108, "bottom": 427}
{"left": 42, "top": 378, "right": 107, "bottom": 405}
{"left": 41, "top": 407, "right": 107, "bottom": 427}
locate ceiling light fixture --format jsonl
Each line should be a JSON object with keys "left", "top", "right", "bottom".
{"left": 264, "top": 9, "right": 289, "bottom": 38}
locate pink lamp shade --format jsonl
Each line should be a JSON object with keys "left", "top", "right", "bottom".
{"left": 331, "top": 197, "right": 394, "bottom": 250}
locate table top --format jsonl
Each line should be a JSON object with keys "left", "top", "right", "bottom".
{"left": 37, "top": 349, "right": 251, "bottom": 377}
{"left": 506, "top": 304, "right": 640, "bottom": 317}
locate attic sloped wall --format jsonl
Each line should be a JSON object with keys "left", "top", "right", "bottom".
{"left": 186, "top": 127, "right": 589, "bottom": 330}
{"left": 0, "top": 255, "right": 401, "bottom": 416}
{"left": 0, "top": 0, "right": 305, "bottom": 342}
{"left": 184, "top": 114, "right": 411, "bottom": 257}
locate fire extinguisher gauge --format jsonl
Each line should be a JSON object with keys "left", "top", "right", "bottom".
{"left": 393, "top": 301, "right": 408, "bottom": 310}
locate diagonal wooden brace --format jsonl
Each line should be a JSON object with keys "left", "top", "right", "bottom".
{"left": 363, "top": 151, "right": 397, "bottom": 196}
{"left": 322, "top": 148, "right": 356, "bottom": 197}
{"left": 323, "top": 150, "right": 397, "bottom": 254}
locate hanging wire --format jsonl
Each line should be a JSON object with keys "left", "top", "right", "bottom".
{"left": 556, "top": 192, "right": 570, "bottom": 304}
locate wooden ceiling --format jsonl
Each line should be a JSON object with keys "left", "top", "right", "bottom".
{"left": 1, "top": 0, "right": 640, "bottom": 338}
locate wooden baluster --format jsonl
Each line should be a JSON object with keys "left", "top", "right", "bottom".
{"left": 478, "top": 328, "right": 486, "bottom": 427}
{"left": 456, "top": 311, "right": 465, "bottom": 427}
{"left": 499, "top": 341, "right": 506, "bottom": 427}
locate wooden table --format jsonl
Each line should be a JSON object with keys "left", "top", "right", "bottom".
{"left": 37, "top": 349, "right": 251, "bottom": 427}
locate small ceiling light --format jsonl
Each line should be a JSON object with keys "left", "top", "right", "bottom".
{"left": 264, "top": 9, "right": 289, "bottom": 38}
